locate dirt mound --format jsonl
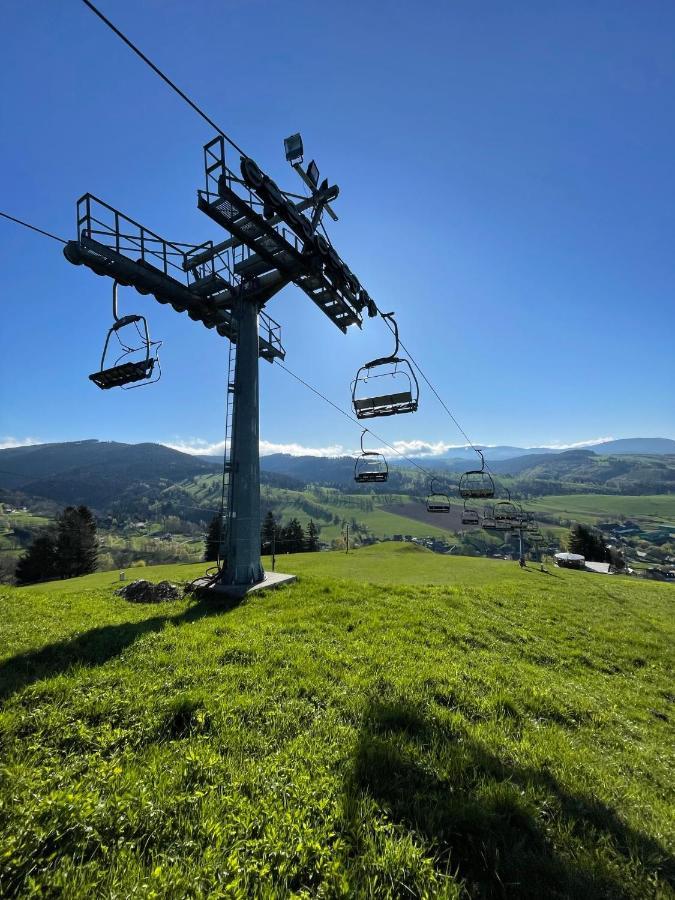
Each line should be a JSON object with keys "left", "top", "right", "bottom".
{"left": 116, "top": 579, "right": 183, "bottom": 603}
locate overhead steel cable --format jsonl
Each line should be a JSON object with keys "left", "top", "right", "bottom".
{"left": 80, "top": 0, "right": 248, "bottom": 158}
{"left": 378, "top": 312, "right": 496, "bottom": 476}
{"left": 0, "top": 212, "right": 66, "bottom": 244}
{"left": 276, "top": 361, "right": 440, "bottom": 482}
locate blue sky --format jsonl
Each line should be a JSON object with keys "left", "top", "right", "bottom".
{"left": 1, "top": 0, "right": 673, "bottom": 457}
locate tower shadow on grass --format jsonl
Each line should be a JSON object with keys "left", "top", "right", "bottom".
{"left": 344, "top": 697, "right": 674, "bottom": 898}
{"left": 0, "top": 594, "right": 242, "bottom": 703}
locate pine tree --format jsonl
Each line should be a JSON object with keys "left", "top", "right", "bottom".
{"left": 204, "top": 515, "right": 221, "bottom": 562}
{"left": 76, "top": 505, "right": 99, "bottom": 575}
{"left": 281, "top": 518, "right": 305, "bottom": 553}
{"left": 567, "top": 523, "right": 608, "bottom": 562}
{"left": 567, "top": 523, "right": 586, "bottom": 556}
{"left": 15, "top": 533, "right": 58, "bottom": 585}
{"left": 306, "top": 520, "right": 319, "bottom": 552}
{"left": 55, "top": 506, "right": 99, "bottom": 578}
{"left": 261, "top": 511, "right": 276, "bottom": 551}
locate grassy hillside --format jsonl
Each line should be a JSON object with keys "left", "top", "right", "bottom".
{"left": 1, "top": 546, "right": 673, "bottom": 897}
{"left": 529, "top": 493, "right": 675, "bottom": 525}
{"left": 181, "top": 477, "right": 459, "bottom": 542}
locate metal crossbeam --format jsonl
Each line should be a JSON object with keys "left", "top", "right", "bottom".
{"left": 198, "top": 137, "right": 364, "bottom": 333}
{"left": 65, "top": 194, "right": 284, "bottom": 362}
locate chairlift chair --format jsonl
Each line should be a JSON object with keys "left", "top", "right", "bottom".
{"left": 354, "top": 430, "right": 389, "bottom": 483}
{"left": 458, "top": 450, "right": 495, "bottom": 499}
{"left": 525, "top": 515, "right": 541, "bottom": 534}
{"left": 426, "top": 479, "right": 451, "bottom": 513}
{"left": 482, "top": 509, "right": 498, "bottom": 531}
{"left": 492, "top": 491, "right": 521, "bottom": 529}
{"left": 352, "top": 312, "right": 419, "bottom": 419}
{"left": 89, "top": 282, "right": 161, "bottom": 390}
{"left": 461, "top": 501, "right": 480, "bottom": 526}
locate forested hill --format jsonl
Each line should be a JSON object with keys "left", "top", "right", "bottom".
{"left": 2, "top": 442, "right": 674, "bottom": 515}
{"left": 259, "top": 449, "right": 675, "bottom": 494}
{"left": 0, "top": 440, "right": 219, "bottom": 508}
{"left": 488, "top": 449, "right": 675, "bottom": 493}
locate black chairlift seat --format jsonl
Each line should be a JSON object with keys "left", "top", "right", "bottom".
{"left": 461, "top": 503, "right": 480, "bottom": 526}
{"left": 355, "top": 468, "right": 388, "bottom": 484}
{"left": 354, "top": 431, "right": 389, "bottom": 483}
{"left": 89, "top": 358, "right": 156, "bottom": 390}
{"left": 458, "top": 450, "right": 495, "bottom": 499}
{"left": 493, "top": 500, "right": 522, "bottom": 529}
{"left": 426, "top": 479, "right": 451, "bottom": 513}
{"left": 353, "top": 387, "right": 417, "bottom": 419}
{"left": 351, "top": 313, "right": 419, "bottom": 420}
{"left": 89, "top": 285, "right": 161, "bottom": 391}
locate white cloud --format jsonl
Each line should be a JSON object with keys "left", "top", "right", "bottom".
{"left": 539, "top": 436, "right": 613, "bottom": 450}
{"left": 0, "top": 436, "right": 41, "bottom": 450}
{"left": 163, "top": 434, "right": 616, "bottom": 459}
{"left": 163, "top": 438, "right": 348, "bottom": 458}
{"left": 163, "top": 438, "right": 226, "bottom": 456}
{"left": 384, "top": 439, "right": 474, "bottom": 457}
{"left": 260, "top": 440, "right": 346, "bottom": 457}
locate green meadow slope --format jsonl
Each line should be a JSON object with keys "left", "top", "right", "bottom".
{"left": 0, "top": 546, "right": 673, "bottom": 898}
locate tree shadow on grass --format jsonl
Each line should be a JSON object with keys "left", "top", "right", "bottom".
{"left": 0, "top": 594, "right": 242, "bottom": 703}
{"left": 344, "top": 697, "right": 674, "bottom": 898}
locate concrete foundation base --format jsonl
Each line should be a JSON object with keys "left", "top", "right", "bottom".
{"left": 192, "top": 571, "right": 296, "bottom": 600}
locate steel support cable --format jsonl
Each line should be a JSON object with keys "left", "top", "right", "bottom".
{"left": 276, "top": 361, "right": 439, "bottom": 482}
{"left": 0, "top": 211, "right": 66, "bottom": 244}
{"left": 377, "top": 312, "right": 496, "bottom": 477}
{"left": 80, "top": 0, "right": 247, "bottom": 158}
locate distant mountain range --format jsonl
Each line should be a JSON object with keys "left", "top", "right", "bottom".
{"left": 0, "top": 440, "right": 219, "bottom": 509}
{"left": 1, "top": 438, "right": 673, "bottom": 513}
{"left": 381, "top": 438, "right": 675, "bottom": 463}
{"left": 196, "top": 438, "right": 675, "bottom": 464}
{"left": 256, "top": 446, "right": 675, "bottom": 492}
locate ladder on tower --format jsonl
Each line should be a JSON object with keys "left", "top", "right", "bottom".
{"left": 218, "top": 336, "right": 237, "bottom": 570}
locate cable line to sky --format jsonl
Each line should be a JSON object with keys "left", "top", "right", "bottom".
{"left": 276, "top": 362, "right": 439, "bottom": 483}
{"left": 377, "top": 312, "right": 495, "bottom": 476}
{"left": 0, "top": 211, "right": 66, "bottom": 245}
{"left": 80, "top": 0, "right": 248, "bottom": 158}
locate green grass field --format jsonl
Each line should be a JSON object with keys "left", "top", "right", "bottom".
{"left": 1, "top": 545, "right": 673, "bottom": 897}
{"left": 529, "top": 494, "right": 675, "bottom": 527}
{"left": 190, "top": 479, "right": 458, "bottom": 542}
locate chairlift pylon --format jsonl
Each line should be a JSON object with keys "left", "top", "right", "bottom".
{"left": 426, "top": 478, "right": 451, "bottom": 513}
{"left": 354, "top": 429, "right": 388, "bottom": 483}
{"left": 89, "top": 281, "right": 161, "bottom": 390}
{"left": 458, "top": 449, "right": 495, "bottom": 499}
{"left": 351, "top": 312, "right": 419, "bottom": 419}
